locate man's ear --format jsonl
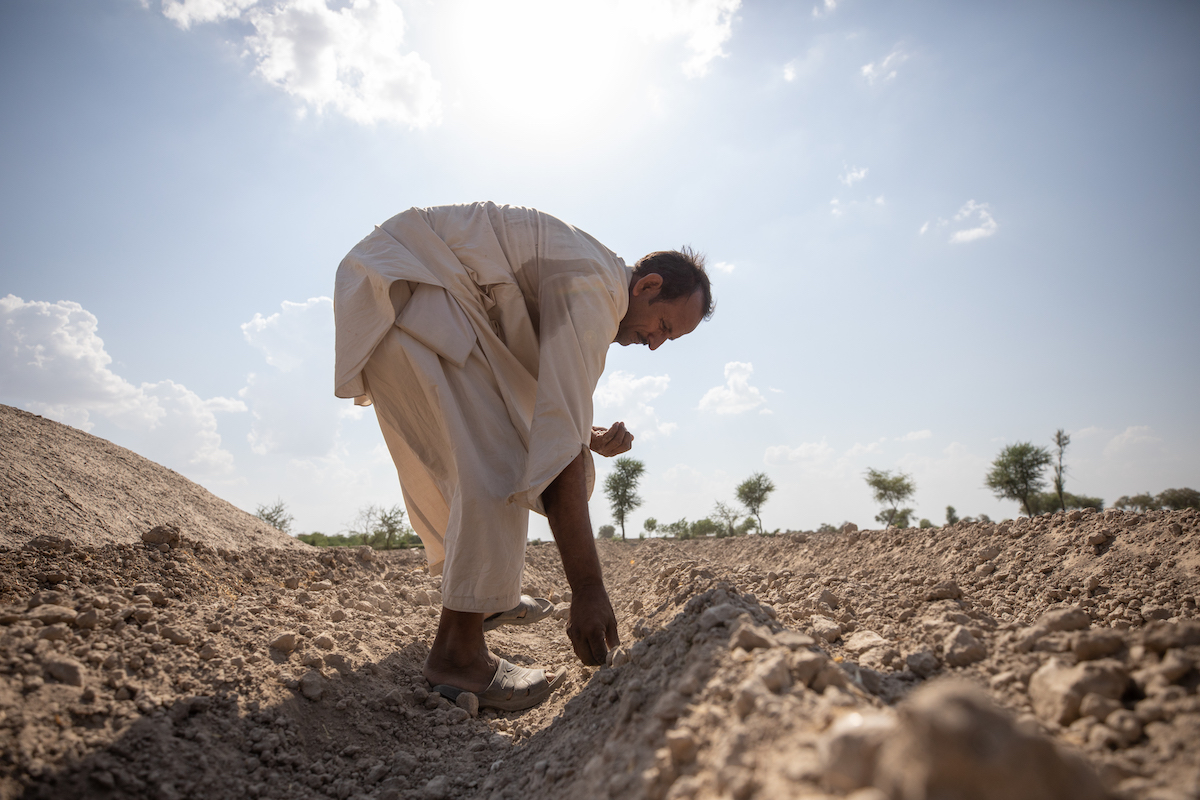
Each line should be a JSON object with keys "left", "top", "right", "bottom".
{"left": 632, "top": 273, "right": 663, "bottom": 298}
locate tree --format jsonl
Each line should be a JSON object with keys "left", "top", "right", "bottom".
{"left": 603, "top": 457, "right": 645, "bottom": 540}
{"left": 1157, "top": 487, "right": 1200, "bottom": 510}
{"left": 1113, "top": 493, "right": 1159, "bottom": 512}
{"left": 689, "top": 518, "right": 720, "bottom": 538}
{"left": 1052, "top": 429, "right": 1071, "bottom": 512}
{"left": 1028, "top": 491, "right": 1104, "bottom": 515}
{"left": 348, "top": 504, "right": 418, "bottom": 549}
{"left": 711, "top": 501, "right": 742, "bottom": 537}
{"left": 984, "top": 442, "right": 1052, "bottom": 516}
{"left": 864, "top": 468, "right": 916, "bottom": 528}
{"left": 945, "top": 505, "right": 960, "bottom": 526}
{"left": 597, "top": 524, "right": 616, "bottom": 539}
{"left": 255, "top": 499, "right": 294, "bottom": 535}
{"left": 919, "top": 518, "right": 934, "bottom": 529}
{"left": 643, "top": 517, "right": 658, "bottom": 537}
{"left": 735, "top": 473, "right": 775, "bottom": 533}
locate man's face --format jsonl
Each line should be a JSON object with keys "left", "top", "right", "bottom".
{"left": 614, "top": 274, "right": 705, "bottom": 350}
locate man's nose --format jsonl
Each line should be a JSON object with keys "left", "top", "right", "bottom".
{"left": 648, "top": 333, "right": 664, "bottom": 351}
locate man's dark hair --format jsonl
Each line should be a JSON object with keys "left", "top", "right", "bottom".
{"left": 632, "top": 246, "right": 714, "bottom": 320}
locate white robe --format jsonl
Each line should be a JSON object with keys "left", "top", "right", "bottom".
{"left": 334, "top": 202, "right": 629, "bottom": 611}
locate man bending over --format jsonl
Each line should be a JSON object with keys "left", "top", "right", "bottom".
{"left": 333, "top": 202, "right": 712, "bottom": 711}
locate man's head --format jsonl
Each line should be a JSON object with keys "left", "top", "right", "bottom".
{"left": 615, "top": 247, "right": 714, "bottom": 350}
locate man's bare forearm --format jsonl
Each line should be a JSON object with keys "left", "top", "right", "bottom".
{"left": 542, "top": 449, "right": 604, "bottom": 590}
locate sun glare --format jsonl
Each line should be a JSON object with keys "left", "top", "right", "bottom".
{"left": 441, "top": 0, "right": 655, "bottom": 144}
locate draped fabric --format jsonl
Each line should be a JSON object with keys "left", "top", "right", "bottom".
{"left": 334, "top": 203, "right": 629, "bottom": 604}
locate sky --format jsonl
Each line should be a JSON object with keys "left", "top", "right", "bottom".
{"left": 2, "top": 0, "right": 1198, "bottom": 541}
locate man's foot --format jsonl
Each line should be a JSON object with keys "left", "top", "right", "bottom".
{"left": 423, "top": 648, "right": 498, "bottom": 694}
{"left": 432, "top": 659, "right": 566, "bottom": 712}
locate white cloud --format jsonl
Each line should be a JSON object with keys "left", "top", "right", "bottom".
{"left": 765, "top": 440, "right": 834, "bottom": 465}
{"left": 1103, "top": 425, "right": 1161, "bottom": 458}
{"left": 830, "top": 198, "right": 842, "bottom": 217}
{"left": 861, "top": 48, "right": 908, "bottom": 84}
{"left": 812, "top": 0, "right": 841, "bottom": 19}
{"left": 919, "top": 221, "right": 930, "bottom": 235}
{"left": 782, "top": 62, "right": 796, "bottom": 82}
{"left": 949, "top": 200, "right": 998, "bottom": 243}
{"left": 593, "top": 370, "right": 677, "bottom": 439}
{"left": 623, "top": 0, "right": 742, "bottom": 78}
{"left": 0, "top": 295, "right": 241, "bottom": 476}
{"left": 840, "top": 166, "right": 868, "bottom": 186}
{"left": 698, "top": 361, "right": 765, "bottom": 414}
{"left": 712, "top": 261, "right": 736, "bottom": 274}
{"left": 160, "top": 0, "right": 257, "bottom": 28}
{"left": 158, "top": 0, "right": 442, "bottom": 128}
{"left": 240, "top": 297, "right": 344, "bottom": 457}
{"left": 843, "top": 441, "right": 882, "bottom": 457}
{"left": 898, "top": 429, "right": 932, "bottom": 442}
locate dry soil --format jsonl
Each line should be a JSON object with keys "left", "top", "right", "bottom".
{"left": 2, "top": 403, "right": 1199, "bottom": 800}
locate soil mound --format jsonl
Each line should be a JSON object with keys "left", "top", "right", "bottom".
{"left": 0, "top": 404, "right": 302, "bottom": 553}
{"left": 1, "top": 420, "right": 1198, "bottom": 800}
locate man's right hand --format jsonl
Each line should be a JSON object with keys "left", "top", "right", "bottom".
{"left": 590, "top": 421, "right": 634, "bottom": 457}
{"left": 566, "top": 584, "right": 620, "bottom": 666}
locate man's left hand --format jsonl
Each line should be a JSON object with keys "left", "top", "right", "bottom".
{"left": 590, "top": 422, "right": 633, "bottom": 457}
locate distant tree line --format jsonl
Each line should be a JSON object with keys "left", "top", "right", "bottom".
{"left": 600, "top": 462, "right": 776, "bottom": 540}
{"left": 255, "top": 501, "right": 422, "bottom": 549}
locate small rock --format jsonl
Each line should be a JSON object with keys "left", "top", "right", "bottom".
{"left": 1038, "top": 607, "right": 1090, "bottom": 632}
{"left": 283, "top": 576, "right": 301, "bottom": 590}
{"left": 330, "top": 609, "right": 347, "bottom": 622}
{"left": 446, "top": 706, "right": 470, "bottom": 723}
{"left": 1140, "top": 606, "right": 1171, "bottom": 622}
{"left": 141, "top": 525, "right": 181, "bottom": 547}
{"left": 943, "top": 626, "right": 986, "bottom": 667}
{"left": 820, "top": 711, "right": 896, "bottom": 791}
{"left": 423, "top": 774, "right": 450, "bottom": 800}
{"left": 270, "top": 632, "right": 298, "bottom": 653}
{"left": 843, "top": 630, "right": 888, "bottom": 655}
{"left": 976, "top": 544, "right": 1001, "bottom": 563}
{"left": 29, "top": 605, "right": 76, "bottom": 625}
{"left": 299, "top": 670, "right": 324, "bottom": 700}
{"left": 1028, "top": 657, "right": 1129, "bottom": 725}
{"left": 455, "top": 691, "right": 479, "bottom": 717}
{"left": 197, "top": 642, "right": 219, "bottom": 660}
{"left": 1086, "top": 530, "right": 1111, "bottom": 547}
{"left": 810, "top": 587, "right": 839, "bottom": 608}
{"left": 325, "top": 653, "right": 354, "bottom": 674}
{"left": 790, "top": 650, "right": 829, "bottom": 687}
{"left": 924, "top": 581, "right": 962, "bottom": 601}
{"left": 310, "top": 580, "right": 334, "bottom": 591}
{"left": 811, "top": 615, "right": 842, "bottom": 642}
{"left": 1143, "top": 620, "right": 1200, "bottom": 653}
{"left": 44, "top": 658, "right": 84, "bottom": 686}
{"left": 734, "top": 677, "right": 767, "bottom": 718}
{"left": 74, "top": 610, "right": 101, "bottom": 629}
{"left": 906, "top": 650, "right": 940, "bottom": 678}
{"left": 1078, "top": 693, "right": 1121, "bottom": 721}
{"left": 1073, "top": 630, "right": 1124, "bottom": 661}
{"left": 313, "top": 634, "right": 335, "bottom": 650}
{"left": 666, "top": 728, "right": 699, "bottom": 764}
{"left": 729, "top": 620, "right": 776, "bottom": 651}
{"left": 753, "top": 651, "right": 791, "bottom": 693}
{"left": 161, "top": 626, "right": 193, "bottom": 645}
{"left": 873, "top": 682, "right": 1108, "bottom": 800}
{"left": 698, "top": 603, "right": 742, "bottom": 630}
{"left": 37, "top": 624, "right": 71, "bottom": 641}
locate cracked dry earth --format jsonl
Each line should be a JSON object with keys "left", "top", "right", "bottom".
{"left": 2, "top": 405, "right": 1200, "bottom": 800}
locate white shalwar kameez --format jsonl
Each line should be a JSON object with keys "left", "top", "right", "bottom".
{"left": 333, "top": 203, "right": 629, "bottom": 614}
